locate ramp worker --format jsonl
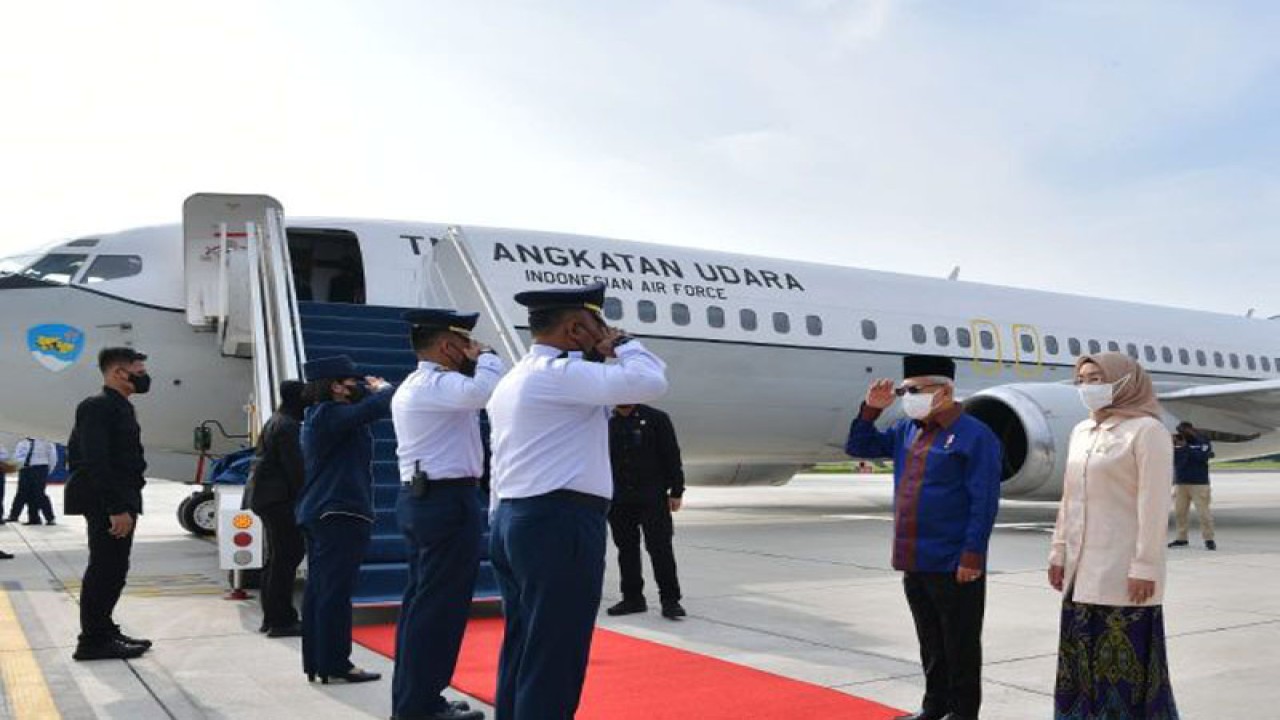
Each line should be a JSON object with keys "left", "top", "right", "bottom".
{"left": 296, "top": 355, "right": 393, "bottom": 685}
{"left": 846, "top": 355, "right": 1002, "bottom": 720}
{"left": 487, "top": 281, "right": 668, "bottom": 718}
{"left": 65, "top": 347, "right": 154, "bottom": 661}
{"left": 390, "top": 308, "right": 506, "bottom": 720}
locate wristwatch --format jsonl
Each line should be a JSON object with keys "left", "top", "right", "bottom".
{"left": 611, "top": 335, "right": 634, "bottom": 349}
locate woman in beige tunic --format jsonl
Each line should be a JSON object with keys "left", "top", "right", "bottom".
{"left": 1049, "top": 352, "right": 1178, "bottom": 720}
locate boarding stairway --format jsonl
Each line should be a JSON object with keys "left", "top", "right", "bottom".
{"left": 298, "top": 301, "right": 499, "bottom": 604}
{"left": 182, "top": 194, "right": 502, "bottom": 606}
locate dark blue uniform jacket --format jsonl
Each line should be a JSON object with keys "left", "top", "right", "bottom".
{"left": 296, "top": 388, "right": 394, "bottom": 526}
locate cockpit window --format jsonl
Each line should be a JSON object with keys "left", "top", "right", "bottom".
{"left": 20, "top": 254, "right": 87, "bottom": 283}
{"left": 81, "top": 255, "right": 143, "bottom": 284}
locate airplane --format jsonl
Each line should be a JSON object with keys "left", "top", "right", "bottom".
{"left": 2, "top": 195, "right": 1279, "bottom": 507}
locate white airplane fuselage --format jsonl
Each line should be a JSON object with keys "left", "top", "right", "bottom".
{"left": 2, "top": 219, "right": 1277, "bottom": 497}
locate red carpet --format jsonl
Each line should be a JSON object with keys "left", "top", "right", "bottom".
{"left": 354, "top": 617, "right": 904, "bottom": 719}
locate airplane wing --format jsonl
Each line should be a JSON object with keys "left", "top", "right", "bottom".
{"left": 1159, "top": 379, "right": 1280, "bottom": 436}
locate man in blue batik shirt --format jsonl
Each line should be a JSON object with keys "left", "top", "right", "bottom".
{"left": 846, "top": 354, "right": 1002, "bottom": 720}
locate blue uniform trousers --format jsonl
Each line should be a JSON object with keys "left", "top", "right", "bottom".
{"left": 392, "top": 484, "right": 482, "bottom": 718}
{"left": 9, "top": 466, "right": 54, "bottom": 523}
{"left": 490, "top": 494, "right": 607, "bottom": 720}
{"left": 301, "top": 514, "right": 372, "bottom": 676}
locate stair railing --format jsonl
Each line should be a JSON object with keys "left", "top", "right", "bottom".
{"left": 244, "top": 212, "right": 305, "bottom": 435}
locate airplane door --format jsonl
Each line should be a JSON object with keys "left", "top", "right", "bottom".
{"left": 969, "top": 319, "right": 1003, "bottom": 376}
{"left": 1012, "top": 324, "right": 1045, "bottom": 378}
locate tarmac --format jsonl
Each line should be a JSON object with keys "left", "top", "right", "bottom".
{"left": 2, "top": 472, "right": 1278, "bottom": 719}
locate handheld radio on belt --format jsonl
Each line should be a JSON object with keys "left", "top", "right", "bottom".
{"left": 411, "top": 460, "right": 430, "bottom": 498}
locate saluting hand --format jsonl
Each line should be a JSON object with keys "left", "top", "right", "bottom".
{"left": 865, "top": 379, "right": 896, "bottom": 410}
{"left": 595, "top": 327, "right": 628, "bottom": 359}
{"left": 365, "top": 376, "right": 390, "bottom": 392}
{"left": 464, "top": 340, "right": 491, "bottom": 361}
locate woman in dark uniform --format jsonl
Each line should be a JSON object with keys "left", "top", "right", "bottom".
{"left": 295, "top": 356, "right": 393, "bottom": 684}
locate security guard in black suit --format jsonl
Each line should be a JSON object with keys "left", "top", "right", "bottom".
{"left": 64, "top": 347, "right": 154, "bottom": 661}
{"left": 605, "top": 404, "right": 688, "bottom": 620}
{"left": 390, "top": 309, "right": 505, "bottom": 720}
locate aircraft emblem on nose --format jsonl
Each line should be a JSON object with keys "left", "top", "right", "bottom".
{"left": 26, "top": 323, "right": 86, "bottom": 373}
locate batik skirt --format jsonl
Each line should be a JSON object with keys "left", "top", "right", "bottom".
{"left": 1054, "top": 598, "right": 1178, "bottom": 719}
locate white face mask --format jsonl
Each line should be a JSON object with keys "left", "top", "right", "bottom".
{"left": 1078, "top": 374, "right": 1130, "bottom": 412}
{"left": 902, "top": 392, "right": 936, "bottom": 420}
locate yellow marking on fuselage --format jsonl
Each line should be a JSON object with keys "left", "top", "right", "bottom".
{"left": 0, "top": 588, "right": 61, "bottom": 719}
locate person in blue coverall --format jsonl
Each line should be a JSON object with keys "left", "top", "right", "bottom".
{"left": 846, "top": 355, "right": 1002, "bottom": 720}
{"left": 296, "top": 354, "right": 394, "bottom": 684}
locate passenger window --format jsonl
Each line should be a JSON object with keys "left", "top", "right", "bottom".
{"left": 20, "top": 253, "right": 87, "bottom": 283}
{"left": 740, "top": 309, "right": 758, "bottom": 331}
{"left": 671, "top": 303, "right": 691, "bottom": 326}
{"left": 861, "top": 319, "right": 878, "bottom": 341}
{"left": 637, "top": 300, "right": 657, "bottom": 323}
{"left": 1126, "top": 343, "right": 1139, "bottom": 359}
{"left": 603, "top": 297, "right": 624, "bottom": 321}
{"left": 1107, "top": 341, "right": 1120, "bottom": 352}
{"left": 81, "top": 255, "right": 142, "bottom": 284}
{"left": 912, "top": 324, "right": 927, "bottom": 344}
{"left": 934, "top": 326, "right": 950, "bottom": 346}
{"left": 707, "top": 306, "right": 725, "bottom": 328}
{"left": 1021, "top": 334, "right": 1037, "bottom": 353}
{"left": 1214, "top": 352, "right": 1224, "bottom": 368}
{"left": 1088, "top": 340, "right": 1101, "bottom": 354}
{"left": 1263, "top": 356, "right": 1273, "bottom": 373}
{"left": 956, "top": 327, "right": 972, "bottom": 348}
{"left": 1144, "top": 346, "right": 1156, "bottom": 362}
{"left": 1195, "top": 350, "right": 1207, "bottom": 367}
{"left": 1247, "top": 355, "right": 1257, "bottom": 371}
{"left": 805, "top": 315, "right": 823, "bottom": 336}
{"left": 773, "top": 312, "right": 791, "bottom": 334}
{"left": 1045, "top": 335, "right": 1059, "bottom": 355}
{"left": 1178, "top": 348, "right": 1190, "bottom": 365}
{"left": 980, "top": 330, "right": 995, "bottom": 351}
{"left": 1230, "top": 353, "right": 1240, "bottom": 369}
{"left": 1161, "top": 346, "right": 1173, "bottom": 364}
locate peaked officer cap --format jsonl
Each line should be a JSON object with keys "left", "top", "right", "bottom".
{"left": 401, "top": 309, "right": 479, "bottom": 337}
{"left": 903, "top": 354, "right": 955, "bottom": 380}
{"left": 514, "top": 281, "right": 607, "bottom": 316}
{"left": 303, "top": 355, "right": 361, "bottom": 382}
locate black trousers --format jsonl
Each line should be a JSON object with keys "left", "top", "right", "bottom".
{"left": 80, "top": 513, "right": 135, "bottom": 643}
{"left": 903, "top": 572, "right": 986, "bottom": 718}
{"left": 9, "top": 466, "right": 54, "bottom": 523}
{"left": 258, "top": 504, "right": 306, "bottom": 630}
{"left": 608, "top": 500, "right": 681, "bottom": 604}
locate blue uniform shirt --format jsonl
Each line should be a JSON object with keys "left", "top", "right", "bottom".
{"left": 1174, "top": 434, "right": 1213, "bottom": 484}
{"left": 845, "top": 403, "right": 1002, "bottom": 573}
{"left": 296, "top": 386, "right": 395, "bottom": 526}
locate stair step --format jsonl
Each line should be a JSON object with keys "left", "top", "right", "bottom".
{"left": 300, "top": 315, "right": 409, "bottom": 336}
{"left": 303, "top": 329, "right": 412, "bottom": 352}
{"left": 300, "top": 302, "right": 419, "bottom": 321}
{"left": 305, "top": 345, "right": 417, "bottom": 368}
{"left": 354, "top": 560, "right": 502, "bottom": 606}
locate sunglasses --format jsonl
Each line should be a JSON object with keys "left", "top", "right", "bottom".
{"left": 894, "top": 383, "right": 943, "bottom": 397}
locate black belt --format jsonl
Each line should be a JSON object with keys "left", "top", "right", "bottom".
{"left": 544, "top": 489, "right": 610, "bottom": 513}
{"left": 401, "top": 477, "right": 478, "bottom": 488}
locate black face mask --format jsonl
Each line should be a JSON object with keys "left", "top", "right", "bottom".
{"left": 345, "top": 382, "right": 367, "bottom": 403}
{"left": 459, "top": 358, "right": 478, "bottom": 377}
{"left": 128, "top": 372, "right": 152, "bottom": 395}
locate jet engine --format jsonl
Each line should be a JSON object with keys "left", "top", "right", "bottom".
{"left": 964, "top": 383, "right": 1091, "bottom": 500}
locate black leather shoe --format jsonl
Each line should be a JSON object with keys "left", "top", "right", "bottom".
{"left": 320, "top": 668, "right": 381, "bottom": 684}
{"left": 893, "top": 712, "right": 946, "bottom": 720}
{"left": 1206, "top": 540, "right": 1217, "bottom": 551}
{"left": 22, "top": 520, "right": 42, "bottom": 526}
{"left": 268, "top": 623, "right": 303, "bottom": 638}
{"left": 114, "top": 631, "right": 153, "bottom": 650}
{"left": 0, "top": 550, "right": 13, "bottom": 560}
{"left": 606, "top": 599, "right": 647, "bottom": 616}
{"left": 661, "top": 602, "right": 687, "bottom": 620}
{"left": 74, "top": 638, "right": 148, "bottom": 661}
{"left": 1168, "top": 539, "right": 1189, "bottom": 547}
{"left": 940, "top": 714, "right": 977, "bottom": 720}
{"left": 391, "top": 705, "right": 484, "bottom": 720}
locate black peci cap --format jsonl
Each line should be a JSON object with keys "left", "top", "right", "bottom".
{"left": 401, "top": 309, "right": 480, "bottom": 337}
{"left": 903, "top": 354, "right": 955, "bottom": 380}
{"left": 303, "top": 355, "right": 361, "bottom": 382}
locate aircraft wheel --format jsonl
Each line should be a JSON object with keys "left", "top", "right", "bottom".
{"left": 182, "top": 490, "right": 217, "bottom": 537}
{"left": 176, "top": 493, "right": 197, "bottom": 533}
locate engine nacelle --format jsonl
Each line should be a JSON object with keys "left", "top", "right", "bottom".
{"left": 964, "top": 383, "right": 1089, "bottom": 500}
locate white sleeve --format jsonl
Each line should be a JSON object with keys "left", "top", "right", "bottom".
{"left": 557, "top": 341, "right": 668, "bottom": 406}
{"left": 401, "top": 355, "right": 507, "bottom": 411}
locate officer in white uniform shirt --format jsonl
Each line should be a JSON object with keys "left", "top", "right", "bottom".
{"left": 390, "top": 308, "right": 504, "bottom": 720}
{"left": 486, "top": 281, "right": 668, "bottom": 719}
{"left": 10, "top": 437, "right": 58, "bottom": 525}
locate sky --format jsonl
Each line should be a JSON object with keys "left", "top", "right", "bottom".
{"left": 1, "top": 0, "right": 1277, "bottom": 315}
